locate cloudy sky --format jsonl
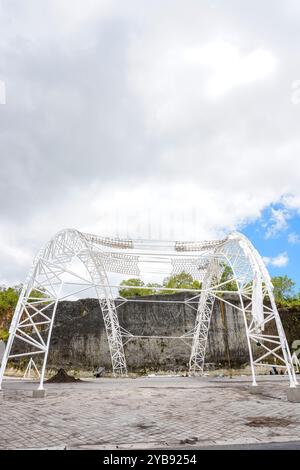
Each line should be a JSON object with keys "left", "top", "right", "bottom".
{"left": 1, "top": 0, "right": 300, "bottom": 287}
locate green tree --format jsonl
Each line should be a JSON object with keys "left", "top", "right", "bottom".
{"left": 162, "top": 272, "right": 201, "bottom": 293}
{"left": 119, "top": 272, "right": 201, "bottom": 297}
{"left": 119, "top": 278, "right": 160, "bottom": 298}
{"left": 0, "top": 286, "right": 20, "bottom": 341}
{"left": 219, "top": 265, "right": 238, "bottom": 291}
{"left": 271, "top": 275, "right": 296, "bottom": 302}
{"left": 0, "top": 285, "right": 47, "bottom": 341}
{"left": 146, "top": 282, "right": 161, "bottom": 295}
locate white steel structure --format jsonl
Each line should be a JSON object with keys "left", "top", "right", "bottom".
{"left": 291, "top": 352, "right": 300, "bottom": 373}
{"left": 0, "top": 229, "right": 298, "bottom": 390}
{"left": 23, "top": 357, "right": 40, "bottom": 379}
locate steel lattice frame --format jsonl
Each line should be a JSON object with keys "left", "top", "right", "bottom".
{"left": 0, "top": 229, "right": 298, "bottom": 390}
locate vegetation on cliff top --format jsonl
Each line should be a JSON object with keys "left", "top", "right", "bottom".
{"left": 119, "top": 272, "right": 201, "bottom": 298}
{"left": 0, "top": 285, "right": 46, "bottom": 341}
{"left": 0, "top": 273, "right": 299, "bottom": 341}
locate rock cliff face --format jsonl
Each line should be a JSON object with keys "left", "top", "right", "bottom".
{"left": 8, "top": 292, "right": 298, "bottom": 372}
{"left": 45, "top": 292, "right": 297, "bottom": 372}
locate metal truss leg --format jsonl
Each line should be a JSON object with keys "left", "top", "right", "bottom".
{"left": 240, "top": 299, "right": 258, "bottom": 386}
{"left": 0, "top": 284, "right": 31, "bottom": 390}
{"left": 271, "top": 300, "right": 298, "bottom": 388}
{"left": 1, "top": 229, "right": 128, "bottom": 390}
{"left": 79, "top": 253, "right": 127, "bottom": 376}
{"left": 222, "top": 235, "right": 298, "bottom": 388}
{"left": 189, "top": 271, "right": 216, "bottom": 375}
{"left": 0, "top": 325, "right": 17, "bottom": 390}
{"left": 99, "top": 298, "right": 127, "bottom": 375}
{"left": 37, "top": 287, "right": 62, "bottom": 390}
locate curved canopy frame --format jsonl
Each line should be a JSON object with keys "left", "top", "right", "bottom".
{"left": 0, "top": 229, "right": 298, "bottom": 390}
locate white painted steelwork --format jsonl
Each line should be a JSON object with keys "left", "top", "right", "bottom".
{"left": 0, "top": 229, "right": 297, "bottom": 389}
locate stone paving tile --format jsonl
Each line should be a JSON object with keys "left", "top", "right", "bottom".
{"left": 0, "top": 376, "right": 300, "bottom": 449}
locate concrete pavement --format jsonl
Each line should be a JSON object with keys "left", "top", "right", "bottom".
{"left": 0, "top": 375, "right": 300, "bottom": 450}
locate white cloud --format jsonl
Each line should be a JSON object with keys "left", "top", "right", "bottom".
{"left": 288, "top": 232, "right": 300, "bottom": 244}
{"left": 282, "top": 194, "right": 300, "bottom": 213}
{"left": 1, "top": 1, "right": 300, "bottom": 283}
{"left": 263, "top": 252, "right": 289, "bottom": 268}
{"left": 265, "top": 208, "right": 290, "bottom": 239}
{"left": 185, "top": 43, "right": 276, "bottom": 97}
{"left": 0, "top": 229, "right": 32, "bottom": 285}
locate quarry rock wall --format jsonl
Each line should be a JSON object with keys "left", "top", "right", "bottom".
{"left": 45, "top": 292, "right": 300, "bottom": 372}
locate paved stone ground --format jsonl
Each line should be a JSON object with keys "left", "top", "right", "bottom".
{"left": 0, "top": 375, "right": 300, "bottom": 449}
